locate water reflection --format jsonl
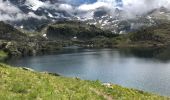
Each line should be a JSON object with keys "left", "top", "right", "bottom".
{"left": 119, "top": 47, "right": 170, "bottom": 62}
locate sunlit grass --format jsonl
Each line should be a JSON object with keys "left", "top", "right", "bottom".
{"left": 0, "top": 63, "right": 169, "bottom": 100}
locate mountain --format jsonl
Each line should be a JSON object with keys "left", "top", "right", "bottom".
{"left": 85, "top": 7, "right": 170, "bottom": 34}
{"left": 1, "top": 0, "right": 170, "bottom": 33}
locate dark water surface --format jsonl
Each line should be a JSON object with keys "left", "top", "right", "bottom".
{"left": 6, "top": 48, "right": 170, "bottom": 96}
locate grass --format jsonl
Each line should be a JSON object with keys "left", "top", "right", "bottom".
{"left": 0, "top": 63, "right": 169, "bottom": 100}
{"left": 0, "top": 50, "right": 8, "bottom": 60}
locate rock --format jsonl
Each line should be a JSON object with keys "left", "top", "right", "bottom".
{"left": 102, "top": 83, "right": 112, "bottom": 88}
{"left": 75, "top": 77, "right": 80, "bottom": 80}
{"left": 41, "top": 72, "right": 60, "bottom": 76}
{"left": 21, "top": 67, "right": 34, "bottom": 72}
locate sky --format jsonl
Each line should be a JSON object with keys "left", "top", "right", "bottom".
{"left": 64, "top": 0, "right": 97, "bottom": 5}
{"left": 62, "top": 0, "right": 122, "bottom": 6}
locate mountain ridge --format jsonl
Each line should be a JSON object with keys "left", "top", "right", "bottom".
{"left": 1, "top": 0, "right": 170, "bottom": 33}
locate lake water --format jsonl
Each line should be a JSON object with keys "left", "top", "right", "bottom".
{"left": 6, "top": 47, "right": 170, "bottom": 96}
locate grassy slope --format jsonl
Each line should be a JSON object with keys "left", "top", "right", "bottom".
{"left": 0, "top": 50, "right": 7, "bottom": 58}
{"left": 0, "top": 50, "right": 8, "bottom": 61}
{"left": 0, "top": 64, "right": 168, "bottom": 100}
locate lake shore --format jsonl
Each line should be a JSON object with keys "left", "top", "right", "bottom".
{"left": 0, "top": 63, "right": 169, "bottom": 99}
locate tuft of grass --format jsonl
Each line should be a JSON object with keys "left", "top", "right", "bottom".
{"left": 0, "top": 63, "right": 169, "bottom": 100}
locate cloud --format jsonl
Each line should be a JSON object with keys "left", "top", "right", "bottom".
{"left": 25, "top": 0, "right": 45, "bottom": 11}
{"left": 58, "top": 4, "right": 74, "bottom": 12}
{"left": 27, "top": 12, "right": 46, "bottom": 20}
{"left": 122, "top": 0, "right": 170, "bottom": 16}
{"left": 77, "top": 2, "right": 108, "bottom": 11}
{"left": 0, "top": 0, "right": 46, "bottom": 21}
{"left": 0, "top": 0, "right": 23, "bottom": 21}
{"left": 79, "top": 0, "right": 170, "bottom": 19}
{"left": 1, "top": 0, "right": 170, "bottom": 22}
{"left": 50, "top": 0, "right": 170, "bottom": 19}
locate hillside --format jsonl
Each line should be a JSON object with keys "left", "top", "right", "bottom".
{"left": 86, "top": 20, "right": 170, "bottom": 48}
{"left": 44, "top": 20, "right": 116, "bottom": 40}
{"left": 0, "top": 63, "right": 168, "bottom": 100}
{"left": 0, "top": 21, "right": 29, "bottom": 41}
{"left": 128, "top": 20, "right": 170, "bottom": 47}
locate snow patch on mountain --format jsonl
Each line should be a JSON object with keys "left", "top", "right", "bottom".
{"left": 26, "top": 0, "right": 44, "bottom": 11}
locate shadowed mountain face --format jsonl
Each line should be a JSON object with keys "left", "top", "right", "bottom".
{"left": 0, "top": 21, "right": 29, "bottom": 41}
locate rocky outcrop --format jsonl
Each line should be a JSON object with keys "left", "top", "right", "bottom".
{"left": 0, "top": 41, "right": 62, "bottom": 57}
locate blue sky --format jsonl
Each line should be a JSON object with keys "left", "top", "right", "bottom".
{"left": 65, "top": 0, "right": 97, "bottom": 5}
{"left": 76, "top": 0, "right": 97, "bottom": 4}
{"left": 65, "top": 0, "right": 123, "bottom": 7}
